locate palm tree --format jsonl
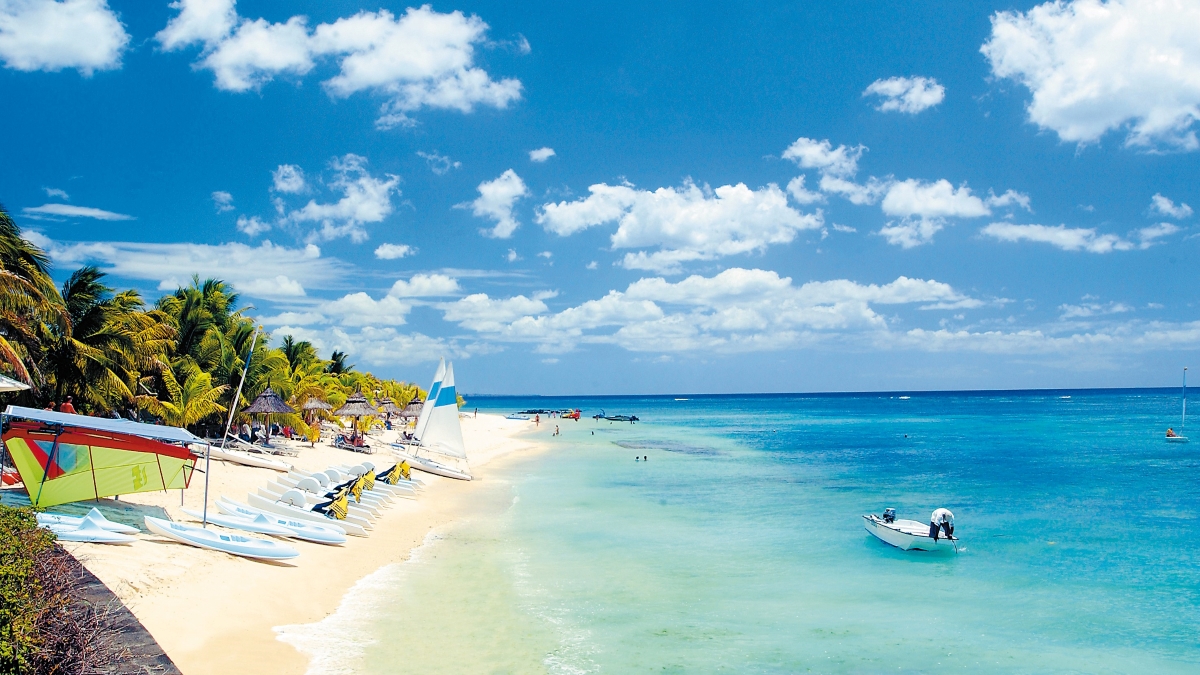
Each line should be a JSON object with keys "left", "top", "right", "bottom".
{"left": 327, "top": 350, "right": 353, "bottom": 374}
{"left": 40, "top": 267, "right": 174, "bottom": 412}
{"left": 156, "top": 276, "right": 241, "bottom": 362}
{"left": 135, "top": 358, "right": 228, "bottom": 428}
{"left": 280, "top": 335, "right": 318, "bottom": 371}
{"left": 0, "top": 205, "right": 66, "bottom": 388}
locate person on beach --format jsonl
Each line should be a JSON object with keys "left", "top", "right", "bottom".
{"left": 535, "top": 414, "right": 540, "bottom": 427}
{"left": 59, "top": 396, "right": 76, "bottom": 414}
{"left": 929, "top": 508, "right": 954, "bottom": 541}
{"left": 554, "top": 425, "right": 560, "bottom": 436}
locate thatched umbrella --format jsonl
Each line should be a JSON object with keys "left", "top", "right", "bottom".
{"left": 301, "top": 397, "right": 332, "bottom": 424}
{"left": 243, "top": 387, "right": 295, "bottom": 443}
{"left": 335, "top": 387, "right": 381, "bottom": 441}
{"left": 399, "top": 397, "right": 423, "bottom": 419}
{"left": 378, "top": 397, "right": 404, "bottom": 415}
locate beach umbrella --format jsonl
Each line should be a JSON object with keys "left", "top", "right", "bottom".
{"left": 398, "top": 397, "right": 423, "bottom": 419}
{"left": 0, "top": 374, "right": 30, "bottom": 392}
{"left": 334, "top": 387, "right": 381, "bottom": 440}
{"left": 300, "top": 397, "right": 333, "bottom": 424}
{"left": 378, "top": 397, "right": 404, "bottom": 415}
{"left": 243, "top": 387, "right": 295, "bottom": 443}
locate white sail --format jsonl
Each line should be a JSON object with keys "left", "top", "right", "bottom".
{"left": 414, "top": 358, "right": 445, "bottom": 441}
{"left": 419, "top": 362, "right": 467, "bottom": 459}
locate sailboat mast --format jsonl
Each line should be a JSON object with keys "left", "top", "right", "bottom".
{"left": 205, "top": 326, "right": 261, "bottom": 528}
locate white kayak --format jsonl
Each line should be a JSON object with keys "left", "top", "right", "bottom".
{"left": 46, "top": 518, "right": 136, "bottom": 545}
{"left": 144, "top": 516, "right": 299, "bottom": 560}
{"left": 181, "top": 507, "right": 297, "bottom": 537}
{"left": 390, "top": 447, "right": 473, "bottom": 481}
{"left": 246, "top": 493, "right": 368, "bottom": 537}
{"left": 213, "top": 498, "right": 347, "bottom": 545}
{"left": 863, "top": 514, "right": 958, "bottom": 552}
{"left": 37, "top": 508, "right": 139, "bottom": 535}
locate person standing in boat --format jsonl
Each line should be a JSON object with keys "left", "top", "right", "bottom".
{"left": 929, "top": 508, "right": 954, "bottom": 541}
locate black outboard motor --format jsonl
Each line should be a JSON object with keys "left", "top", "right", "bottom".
{"left": 882, "top": 508, "right": 896, "bottom": 524}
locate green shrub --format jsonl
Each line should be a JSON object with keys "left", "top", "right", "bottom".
{"left": 0, "top": 505, "right": 56, "bottom": 674}
{"left": 0, "top": 505, "right": 133, "bottom": 675}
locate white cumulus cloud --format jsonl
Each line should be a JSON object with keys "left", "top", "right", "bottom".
{"left": 529, "top": 147, "right": 556, "bottom": 162}
{"left": 982, "top": 0, "right": 1200, "bottom": 150}
{"left": 863, "top": 76, "right": 945, "bottom": 114}
{"left": 1151, "top": 193, "right": 1193, "bottom": 218}
{"left": 388, "top": 273, "right": 460, "bottom": 297}
{"left": 158, "top": 2, "right": 523, "bottom": 128}
{"left": 416, "top": 150, "right": 460, "bottom": 175}
{"left": 440, "top": 268, "right": 979, "bottom": 353}
{"left": 466, "top": 169, "right": 528, "bottom": 239}
{"left": 212, "top": 190, "right": 234, "bottom": 212}
{"left": 537, "top": 180, "right": 822, "bottom": 273}
{"left": 0, "top": 0, "right": 129, "bottom": 74}
{"left": 272, "top": 164, "right": 307, "bottom": 193}
{"left": 374, "top": 243, "right": 413, "bottom": 260}
{"left": 284, "top": 154, "right": 400, "bottom": 243}
{"left": 236, "top": 215, "right": 269, "bottom": 236}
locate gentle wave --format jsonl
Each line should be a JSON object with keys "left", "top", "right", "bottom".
{"left": 273, "top": 530, "right": 445, "bottom": 675}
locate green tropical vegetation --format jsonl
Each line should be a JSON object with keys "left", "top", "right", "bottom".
{"left": 0, "top": 205, "right": 425, "bottom": 437}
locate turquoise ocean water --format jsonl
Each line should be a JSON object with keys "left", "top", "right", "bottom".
{"left": 278, "top": 390, "right": 1200, "bottom": 673}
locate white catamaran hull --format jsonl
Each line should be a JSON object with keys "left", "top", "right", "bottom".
{"left": 391, "top": 448, "right": 472, "bottom": 481}
{"left": 863, "top": 515, "right": 957, "bottom": 552}
{"left": 144, "top": 516, "right": 299, "bottom": 560}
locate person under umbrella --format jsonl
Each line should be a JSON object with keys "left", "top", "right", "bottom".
{"left": 242, "top": 387, "right": 295, "bottom": 445}
{"left": 334, "top": 387, "right": 382, "bottom": 448}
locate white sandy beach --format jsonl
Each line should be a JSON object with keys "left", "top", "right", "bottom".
{"left": 58, "top": 413, "right": 545, "bottom": 675}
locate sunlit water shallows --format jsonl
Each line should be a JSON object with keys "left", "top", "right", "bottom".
{"left": 277, "top": 391, "right": 1200, "bottom": 673}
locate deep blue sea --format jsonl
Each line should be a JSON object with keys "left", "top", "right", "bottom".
{"left": 283, "top": 389, "right": 1200, "bottom": 673}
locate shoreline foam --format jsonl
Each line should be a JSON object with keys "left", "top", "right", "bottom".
{"left": 63, "top": 413, "right": 546, "bottom": 675}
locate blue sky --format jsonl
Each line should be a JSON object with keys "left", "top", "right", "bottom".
{"left": 1, "top": 0, "right": 1198, "bottom": 394}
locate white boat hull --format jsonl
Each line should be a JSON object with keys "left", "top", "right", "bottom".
{"left": 181, "top": 507, "right": 297, "bottom": 537}
{"left": 199, "top": 445, "right": 292, "bottom": 472}
{"left": 144, "top": 516, "right": 299, "bottom": 560}
{"left": 1166, "top": 436, "right": 1189, "bottom": 443}
{"left": 391, "top": 448, "right": 473, "bottom": 481}
{"left": 45, "top": 519, "right": 136, "bottom": 544}
{"left": 246, "top": 493, "right": 368, "bottom": 537}
{"left": 863, "top": 515, "right": 957, "bottom": 552}
{"left": 216, "top": 497, "right": 347, "bottom": 545}
{"left": 37, "top": 508, "right": 139, "bottom": 535}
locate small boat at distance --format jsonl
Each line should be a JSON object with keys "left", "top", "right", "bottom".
{"left": 1166, "top": 367, "right": 1189, "bottom": 443}
{"left": 505, "top": 414, "right": 531, "bottom": 420}
{"left": 863, "top": 511, "right": 957, "bottom": 552}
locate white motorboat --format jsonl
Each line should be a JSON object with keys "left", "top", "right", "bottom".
{"left": 215, "top": 497, "right": 347, "bottom": 545}
{"left": 45, "top": 518, "right": 137, "bottom": 545}
{"left": 863, "top": 513, "right": 958, "bottom": 552}
{"left": 144, "top": 516, "right": 299, "bottom": 560}
{"left": 36, "top": 507, "right": 139, "bottom": 535}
